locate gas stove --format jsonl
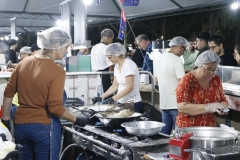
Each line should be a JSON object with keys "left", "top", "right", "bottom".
{"left": 64, "top": 125, "right": 169, "bottom": 160}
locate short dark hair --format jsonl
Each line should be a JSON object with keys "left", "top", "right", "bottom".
{"left": 137, "top": 34, "right": 149, "bottom": 42}
{"left": 235, "top": 43, "right": 240, "bottom": 55}
{"left": 196, "top": 31, "right": 210, "bottom": 42}
{"left": 30, "top": 43, "right": 40, "bottom": 52}
{"left": 208, "top": 34, "right": 224, "bottom": 46}
{"left": 101, "top": 28, "right": 114, "bottom": 38}
{"left": 8, "top": 39, "right": 17, "bottom": 46}
{"left": 188, "top": 38, "right": 195, "bottom": 42}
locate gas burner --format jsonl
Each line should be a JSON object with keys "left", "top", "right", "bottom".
{"left": 64, "top": 125, "right": 170, "bottom": 160}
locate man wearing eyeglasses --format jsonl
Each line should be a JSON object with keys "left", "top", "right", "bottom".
{"left": 208, "top": 34, "right": 237, "bottom": 66}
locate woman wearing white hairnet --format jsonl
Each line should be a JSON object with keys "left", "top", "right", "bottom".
{"left": 92, "top": 43, "right": 142, "bottom": 112}
{"left": 1, "top": 27, "right": 89, "bottom": 160}
{"left": 176, "top": 50, "right": 228, "bottom": 128}
{"left": 19, "top": 46, "right": 31, "bottom": 59}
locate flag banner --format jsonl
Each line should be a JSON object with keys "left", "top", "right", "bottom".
{"left": 96, "top": 0, "right": 101, "bottom": 5}
{"left": 120, "top": 0, "right": 140, "bottom": 6}
{"left": 118, "top": 10, "right": 127, "bottom": 41}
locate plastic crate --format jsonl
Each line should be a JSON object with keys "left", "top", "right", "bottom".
{"left": 66, "top": 56, "right": 91, "bottom": 72}
{"left": 3, "top": 144, "right": 23, "bottom": 160}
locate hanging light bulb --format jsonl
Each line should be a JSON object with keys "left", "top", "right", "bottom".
{"left": 56, "top": 19, "right": 63, "bottom": 27}
{"left": 231, "top": 1, "right": 239, "bottom": 10}
{"left": 84, "top": 0, "right": 92, "bottom": 5}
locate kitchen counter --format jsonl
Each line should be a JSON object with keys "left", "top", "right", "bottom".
{"left": 1, "top": 72, "right": 240, "bottom": 112}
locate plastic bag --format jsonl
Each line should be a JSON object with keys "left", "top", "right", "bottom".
{"left": 0, "top": 121, "right": 12, "bottom": 141}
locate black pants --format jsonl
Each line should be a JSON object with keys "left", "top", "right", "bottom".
{"left": 99, "top": 67, "right": 112, "bottom": 99}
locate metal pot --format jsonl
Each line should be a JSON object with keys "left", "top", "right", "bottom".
{"left": 175, "top": 127, "right": 238, "bottom": 148}
{"left": 94, "top": 112, "right": 143, "bottom": 127}
{"left": 121, "top": 121, "right": 166, "bottom": 137}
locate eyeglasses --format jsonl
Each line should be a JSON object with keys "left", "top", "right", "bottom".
{"left": 203, "top": 65, "right": 219, "bottom": 74}
{"left": 209, "top": 45, "right": 218, "bottom": 50}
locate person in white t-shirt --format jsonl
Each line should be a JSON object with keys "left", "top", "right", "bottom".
{"left": 155, "top": 36, "right": 189, "bottom": 135}
{"left": 92, "top": 43, "right": 142, "bottom": 113}
{"left": 91, "top": 28, "right": 114, "bottom": 95}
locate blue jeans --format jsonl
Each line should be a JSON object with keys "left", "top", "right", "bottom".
{"left": 13, "top": 112, "right": 61, "bottom": 160}
{"left": 15, "top": 123, "right": 51, "bottom": 160}
{"left": 161, "top": 109, "right": 178, "bottom": 135}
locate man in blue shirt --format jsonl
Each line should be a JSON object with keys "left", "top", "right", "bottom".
{"left": 137, "top": 34, "right": 153, "bottom": 74}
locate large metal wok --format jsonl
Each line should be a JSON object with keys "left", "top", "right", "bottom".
{"left": 175, "top": 127, "right": 239, "bottom": 148}
{"left": 121, "top": 121, "right": 166, "bottom": 137}
{"left": 94, "top": 112, "right": 144, "bottom": 127}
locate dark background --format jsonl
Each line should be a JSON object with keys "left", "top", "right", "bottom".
{"left": 10, "top": 7, "right": 240, "bottom": 52}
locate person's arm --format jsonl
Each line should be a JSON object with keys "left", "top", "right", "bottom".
{"left": 178, "top": 102, "right": 207, "bottom": 116}
{"left": 101, "top": 76, "right": 118, "bottom": 99}
{"left": 47, "top": 73, "right": 88, "bottom": 125}
{"left": 10, "top": 63, "right": 18, "bottom": 68}
{"left": 59, "top": 109, "right": 76, "bottom": 123}
{"left": 7, "top": 68, "right": 14, "bottom": 72}
{"left": 2, "top": 97, "right": 13, "bottom": 120}
{"left": 111, "top": 75, "right": 134, "bottom": 101}
{"left": 2, "top": 65, "right": 18, "bottom": 120}
{"left": 109, "top": 65, "right": 114, "bottom": 71}
{"left": 141, "top": 55, "right": 148, "bottom": 71}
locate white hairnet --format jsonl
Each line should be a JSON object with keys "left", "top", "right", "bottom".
{"left": 169, "top": 36, "right": 189, "bottom": 47}
{"left": 37, "top": 27, "right": 72, "bottom": 49}
{"left": 104, "top": 43, "right": 126, "bottom": 56}
{"left": 20, "top": 46, "right": 31, "bottom": 54}
{"left": 195, "top": 50, "right": 221, "bottom": 66}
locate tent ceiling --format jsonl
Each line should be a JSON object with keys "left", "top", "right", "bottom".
{"left": 0, "top": 0, "right": 233, "bottom": 34}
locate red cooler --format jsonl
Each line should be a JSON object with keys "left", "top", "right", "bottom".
{"left": 169, "top": 133, "right": 193, "bottom": 160}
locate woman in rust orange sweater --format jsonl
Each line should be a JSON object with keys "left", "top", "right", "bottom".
{"left": 1, "top": 27, "right": 89, "bottom": 160}
{"left": 176, "top": 50, "right": 228, "bottom": 128}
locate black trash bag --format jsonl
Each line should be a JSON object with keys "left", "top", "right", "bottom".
{"left": 141, "top": 101, "right": 162, "bottom": 122}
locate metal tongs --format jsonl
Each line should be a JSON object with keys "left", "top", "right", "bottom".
{"left": 71, "top": 104, "right": 96, "bottom": 118}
